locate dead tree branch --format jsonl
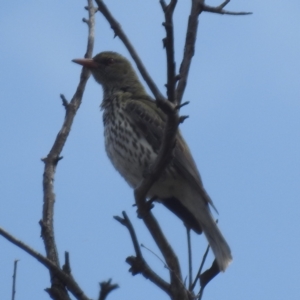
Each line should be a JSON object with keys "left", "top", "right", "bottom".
{"left": 202, "top": 0, "right": 252, "bottom": 15}
{"left": 191, "top": 244, "right": 210, "bottom": 291}
{"left": 0, "top": 227, "right": 90, "bottom": 300}
{"left": 11, "top": 259, "right": 19, "bottom": 300}
{"left": 114, "top": 212, "right": 171, "bottom": 295}
{"left": 40, "top": 1, "right": 95, "bottom": 297}
{"left": 176, "top": 0, "right": 251, "bottom": 104}
{"left": 160, "top": 0, "right": 177, "bottom": 103}
{"left": 98, "top": 279, "right": 119, "bottom": 300}
{"left": 198, "top": 260, "right": 220, "bottom": 299}
{"left": 176, "top": 0, "right": 203, "bottom": 104}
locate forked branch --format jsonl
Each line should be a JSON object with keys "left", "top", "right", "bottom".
{"left": 114, "top": 212, "right": 171, "bottom": 296}
{"left": 0, "top": 227, "right": 90, "bottom": 300}
{"left": 202, "top": 0, "right": 252, "bottom": 15}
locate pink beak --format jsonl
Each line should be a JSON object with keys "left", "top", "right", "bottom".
{"left": 72, "top": 58, "right": 98, "bottom": 69}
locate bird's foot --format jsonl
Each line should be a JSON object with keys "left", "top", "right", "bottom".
{"left": 136, "top": 197, "right": 156, "bottom": 219}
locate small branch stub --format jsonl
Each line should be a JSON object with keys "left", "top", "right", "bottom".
{"left": 98, "top": 279, "right": 119, "bottom": 300}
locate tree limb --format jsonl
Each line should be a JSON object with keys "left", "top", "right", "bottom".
{"left": 98, "top": 279, "right": 119, "bottom": 300}
{"left": 11, "top": 259, "right": 19, "bottom": 300}
{"left": 176, "top": 0, "right": 203, "bottom": 104}
{"left": 114, "top": 212, "right": 171, "bottom": 296}
{"left": 39, "top": 0, "right": 95, "bottom": 298}
{"left": 160, "top": 0, "right": 178, "bottom": 103}
{"left": 202, "top": 0, "right": 252, "bottom": 15}
{"left": 0, "top": 227, "right": 91, "bottom": 300}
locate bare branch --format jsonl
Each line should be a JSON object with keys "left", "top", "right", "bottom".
{"left": 60, "top": 94, "right": 69, "bottom": 110}
{"left": 176, "top": 0, "right": 251, "bottom": 105}
{"left": 198, "top": 260, "right": 220, "bottom": 299}
{"left": 141, "top": 244, "right": 168, "bottom": 270}
{"left": 160, "top": 0, "right": 167, "bottom": 10}
{"left": 114, "top": 212, "right": 171, "bottom": 295}
{"left": 202, "top": 0, "right": 252, "bottom": 15}
{"left": 98, "top": 279, "right": 119, "bottom": 300}
{"left": 114, "top": 212, "right": 143, "bottom": 259}
{"left": 176, "top": 0, "right": 203, "bottom": 104}
{"left": 191, "top": 244, "right": 210, "bottom": 291}
{"left": 186, "top": 228, "right": 192, "bottom": 290}
{"left": 160, "top": 0, "right": 178, "bottom": 103}
{"left": 132, "top": 106, "right": 188, "bottom": 299}
{"left": 40, "top": 0, "right": 95, "bottom": 297}
{"left": 134, "top": 211, "right": 189, "bottom": 299}
{"left": 219, "top": 0, "right": 230, "bottom": 9}
{"left": 0, "top": 227, "right": 91, "bottom": 300}
{"left": 62, "top": 252, "right": 71, "bottom": 275}
{"left": 11, "top": 259, "right": 19, "bottom": 300}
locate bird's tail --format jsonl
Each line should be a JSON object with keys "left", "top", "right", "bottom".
{"left": 198, "top": 209, "right": 232, "bottom": 272}
{"left": 153, "top": 180, "right": 232, "bottom": 271}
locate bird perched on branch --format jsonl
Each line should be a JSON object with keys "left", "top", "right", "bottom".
{"left": 73, "top": 51, "right": 232, "bottom": 271}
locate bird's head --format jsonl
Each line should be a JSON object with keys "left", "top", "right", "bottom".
{"left": 73, "top": 51, "right": 146, "bottom": 96}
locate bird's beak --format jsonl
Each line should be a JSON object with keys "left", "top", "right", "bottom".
{"left": 72, "top": 58, "right": 98, "bottom": 69}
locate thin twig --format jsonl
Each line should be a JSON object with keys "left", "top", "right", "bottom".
{"left": 176, "top": 0, "right": 203, "bottom": 104}
{"left": 114, "top": 212, "right": 143, "bottom": 258}
{"left": 202, "top": 0, "right": 252, "bottom": 15}
{"left": 114, "top": 212, "right": 171, "bottom": 295}
{"left": 0, "top": 227, "right": 90, "bottom": 300}
{"left": 136, "top": 211, "right": 189, "bottom": 299}
{"left": 191, "top": 244, "right": 210, "bottom": 291}
{"left": 160, "top": 0, "right": 178, "bottom": 103}
{"left": 141, "top": 244, "right": 168, "bottom": 270}
{"left": 186, "top": 228, "right": 192, "bottom": 290}
{"left": 126, "top": 255, "right": 172, "bottom": 296}
{"left": 139, "top": 243, "right": 187, "bottom": 294}
{"left": 62, "top": 252, "right": 71, "bottom": 275}
{"left": 60, "top": 94, "right": 69, "bottom": 110}
{"left": 192, "top": 220, "right": 220, "bottom": 292}
{"left": 176, "top": 0, "right": 251, "bottom": 103}
{"left": 11, "top": 259, "right": 19, "bottom": 300}
{"left": 198, "top": 260, "right": 220, "bottom": 299}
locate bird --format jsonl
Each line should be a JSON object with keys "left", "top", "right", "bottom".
{"left": 72, "top": 51, "right": 232, "bottom": 271}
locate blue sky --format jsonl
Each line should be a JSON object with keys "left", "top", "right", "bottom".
{"left": 1, "top": 1, "right": 299, "bottom": 299}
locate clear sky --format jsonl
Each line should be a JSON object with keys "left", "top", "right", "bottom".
{"left": 1, "top": 1, "right": 299, "bottom": 299}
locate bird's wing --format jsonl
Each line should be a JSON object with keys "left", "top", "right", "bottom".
{"left": 124, "top": 97, "right": 217, "bottom": 210}
{"left": 173, "top": 134, "right": 217, "bottom": 211}
{"left": 124, "top": 97, "right": 166, "bottom": 153}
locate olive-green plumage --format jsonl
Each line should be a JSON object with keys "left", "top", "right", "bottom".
{"left": 73, "top": 51, "right": 232, "bottom": 271}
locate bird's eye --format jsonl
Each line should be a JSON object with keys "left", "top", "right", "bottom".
{"left": 103, "top": 57, "right": 115, "bottom": 66}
